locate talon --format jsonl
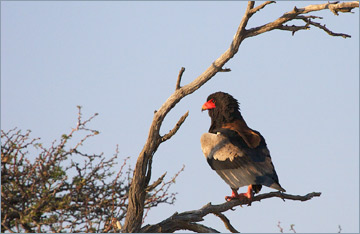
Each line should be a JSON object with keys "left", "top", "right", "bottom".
{"left": 225, "top": 195, "right": 234, "bottom": 201}
{"left": 225, "top": 185, "right": 254, "bottom": 205}
{"left": 225, "top": 189, "right": 239, "bottom": 201}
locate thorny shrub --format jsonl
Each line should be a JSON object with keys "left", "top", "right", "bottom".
{"left": 1, "top": 107, "right": 183, "bottom": 233}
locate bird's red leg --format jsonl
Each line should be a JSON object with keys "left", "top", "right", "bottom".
{"left": 239, "top": 184, "right": 254, "bottom": 200}
{"left": 225, "top": 185, "right": 254, "bottom": 204}
{"left": 225, "top": 188, "right": 239, "bottom": 201}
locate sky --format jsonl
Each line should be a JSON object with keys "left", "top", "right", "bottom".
{"left": 1, "top": 1, "right": 359, "bottom": 233}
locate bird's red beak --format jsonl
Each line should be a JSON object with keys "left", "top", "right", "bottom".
{"left": 201, "top": 99, "right": 216, "bottom": 111}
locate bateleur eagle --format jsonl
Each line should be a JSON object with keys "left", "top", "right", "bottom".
{"left": 200, "top": 91, "right": 285, "bottom": 202}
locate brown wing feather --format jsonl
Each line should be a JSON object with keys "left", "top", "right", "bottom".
{"left": 222, "top": 119, "right": 261, "bottom": 148}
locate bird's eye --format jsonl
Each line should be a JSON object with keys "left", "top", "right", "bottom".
{"left": 212, "top": 99, "right": 215, "bottom": 103}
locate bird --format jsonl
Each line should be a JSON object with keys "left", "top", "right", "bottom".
{"left": 200, "top": 91, "right": 285, "bottom": 203}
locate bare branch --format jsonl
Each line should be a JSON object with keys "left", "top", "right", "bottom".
{"left": 146, "top": 172, "right": 167, "bottom": 193}
{"left": 296, "top": 16, "right": 352, "bottom": 38}
{"left": 161, "top": 111, "right": 189, "bottom": 143}
{"left": 290, "top": 224, "right": 296, "bottom": 233}
{"left": 328, "top": 1, "right": 358, "bottom": 15}
{"left": 143, "top": 221, "right": 220, "bottom": 233}
{"left": 175, "top": 67, "right": 185, "bottom": 90}
{"left": 140, "top": 213, "right": 220, "bottom": 233}
{"left": 338, "top": 224, "right": 342, "bottom": 233}
{"left": 212, "top": 212, "right": 240, "bottom": 233}
{"left": 245, "top": 1, "right": 359, "bottom": 38}
{"left": 277, "top": 221, "right": 284, "bottom": 233}
{"left": 253, "top": 191, "right": 321, "bottom": 202}
{"left": 296, "top": 15, "right": 323, "bottom": 20}
{"left": 177, "top": 222, "right": 220, "bottom": 233}
{"left": 141, "top": 191, "right": 321, "bottom": 233}
{"left": 288, "top": 1, "right": 358, "bottom": 15}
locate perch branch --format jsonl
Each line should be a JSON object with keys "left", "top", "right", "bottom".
{"left": 252, "top": 191, "right": 321, "bottom": 202}
{"left": 140, "top": 191, "right": 321, "bottom": 233}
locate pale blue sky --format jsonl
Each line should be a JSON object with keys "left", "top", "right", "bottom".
{"left": 1, "top": 1, "right": 359, "bottom": 233}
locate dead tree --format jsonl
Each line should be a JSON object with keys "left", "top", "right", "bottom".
{"left": 122, "top": 1, "right": 359, "bottom": 233}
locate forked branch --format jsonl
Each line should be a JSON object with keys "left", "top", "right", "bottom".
{"left": 297, "top": 16, "right": 352, "bottom": 38}
{"left": 245, "top": 1, "right": 359, "bottom": 38}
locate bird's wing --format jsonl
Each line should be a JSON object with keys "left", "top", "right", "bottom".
{"left": 200, "top": 132, "right": 285, "bottom": 191}
{"left": 222, "top": 119, "right": 261, "bottom": 149}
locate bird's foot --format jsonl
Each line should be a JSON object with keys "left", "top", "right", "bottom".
{"left": 225, "top": 192, "right": 252, "bottom": 202}
{"left": 225, "top": 186, "right": 253, "bottom": 205}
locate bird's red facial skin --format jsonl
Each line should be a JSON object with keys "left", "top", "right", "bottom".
{"left": 201, "top": 99, "right": 216, "bottom": 111}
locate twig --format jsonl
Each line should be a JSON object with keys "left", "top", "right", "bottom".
{"left": 146, "top": 172, "right": 167, "bottom": 192}
{"left": 290, "top": 224, "right": 296, "bottom": 233}
{"left": 161, "top": 111, "right": 189, "bottom": 143}
{"left": 219, "top": 67, "right": 232, "bottom": 72}
{"left": 249, "top": 1, "right": 276, "bottom": 15}
{"left": 338, "top": 224, "right": 342, "bottom": 233}
{"left": 277, "top": 221, "right": 284, "bottom": 233}
{"left": 175, "top": 67, "right": 185, "bottom": 90}
{"left": 297, "top": 16, "right": 352, "bottom": 38}
{"left": 295, "top": 15, "right": 323, "bottom": 20}
{"left": 142, "top": 165, "right": 185, "bottom": 224}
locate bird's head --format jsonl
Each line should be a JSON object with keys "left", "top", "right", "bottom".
{"left": 201, "top": 91, "right": 242, "bottom": 123}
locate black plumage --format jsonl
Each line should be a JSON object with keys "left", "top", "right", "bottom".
{"left": 200, "top": 91, "right": 285, "bottom": 201}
